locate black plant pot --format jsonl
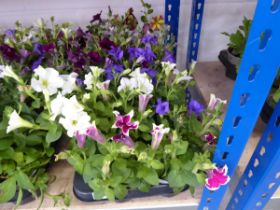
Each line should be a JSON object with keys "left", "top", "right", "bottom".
{"left": 218, "top": 49, "right": 240, "bottom": 80}
{"left": 260, "top": 100, "right": 274, "bottom": 124}
{"left": 73, "top": 172, "right": 186, "bottom": 202}
{"left": 9, "top": 189, "right": 33, "bottom": 204}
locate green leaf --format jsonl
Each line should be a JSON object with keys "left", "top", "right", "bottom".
{"left": 167, "top": 170, "right": 186, "bottom": 188}
{"left": 105, "top": 187, "right": 115, "bottom": 201}
{"left": 46, "top": 124, "right": 62, "bottom": 144}
{"left": 150, "top": 160, "right": 164, "bottom": 170}
{"left": 114, "top": 185, "right": 128, "bottom": 200}
{"left": 0, "top": 176, "right": 17, "bottom": 203}
{"left": 139, "top": 124, "right": 150, "bottom": 132}
{"left": 137, "top": 166, "right": 159, "bottom": 185}
{"left": 138, "top": 181, "right": 151, "bottom": 192}
{"left": 15, "top": 170, "right": 35, "bottom": 191}
{"left": 0, "top": 139, "right": 13, "bottom": 150}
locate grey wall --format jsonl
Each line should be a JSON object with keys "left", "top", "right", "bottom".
{"left": 0, "top": 0, "right": 257, "bottom": 69}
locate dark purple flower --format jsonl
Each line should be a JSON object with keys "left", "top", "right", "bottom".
{"left": 0, "top": 44, "right": 19, "bottom": 61}
{"left": 163, "top": 50, "right": 176, "bottom": 63}
{"left": 141, "top": 34, "right": 158, "bottom": 45}
{"left": 109, "top": 46, "right": 123, "bottom": 61}
{"left": 112, "top": 133, "right": 134, "bottom": 148}
{"left": 4, "top": 29, "right": 16, "bottom": 39}
{"left": 21, "top": 67, "right": 31, "bottom": 75}
{"left": 99, "top": 37, "right": 116, "bottom": 50}
{"left": 31, "top": 56, "right": 44, "bottom": 70}
{"left": 68, "top": 50, "right": 86, "bottom": 70}
{"left": 33, "top": 43, "right": 43, "bottom": 55}
{"left": 141, "top": 68, "right": 157, "bottom": 78}
{"left": 75, "top": 27, "right": 86, "bottom": 48}
{"left": 76, "top": 78, "right": 84, "bottom": 87}
{"left": 155, "top": 98, "right": 169, "bottom": 116}
{"left": 42, "top": 43, "right": 56, "bottom": 54}
{"left": 90, "top": 11, "right": 102, "bottom": 23}
{"left": 19, "top": 49, "right": 30, "bottom": 59}
{"left": 112, "top": 64, "right": 123, "bottom": 73}
{"left": 88, "top": 51, "right": 102, "bottom": 64}
{"left": 142, "top": 23, "right": 151, "bottom": 34}
{"left": 188, "top": 99, "right": 204, "bottom": 117}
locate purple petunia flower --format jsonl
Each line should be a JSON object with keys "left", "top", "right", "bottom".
{"left": 19, "top": 49, "right": 30, "bottom": 59}
{"left": 42, "top": 43, "right": 56, "bottom": 54}
{"left": 143, "top": 47, "right": 156, "bottom": 63}
{"left": 99, "top": 37, "right": 116, "bottom": 50}
{"left": 88, "top": 51, "right": 102, "bottom": 64}
{"left": 108, "top": 46, "right": 123, "bottom": 61}
{"left": 141, "top": 34, "right": 158, "bottom": 45}
{"left": 0, "top": 44, "right": 19, "bottom": 61}
{"left": 76, "top": 78, "right": 84, "bottom": 87}
{"left": 188, "top": 99, "right": 204, "bottom": 117}
{"left": 163, "top": 50, "right": 176, "bottom": 63}
{"left": 90, "top": 11, "right": 102, "bottom": 23}
{"left": 128, "top": 47, "right": 144, "bottom": 61}
{"left": 68, "top": 50, "right": 86, "bottom": 70}
{"left": 155, "top": 98, "right": 169, "bottom": 116}
{"left": 4, "top": 29, "right": 16, "bottom": 39}
{"left": 31, "top": 56, "right": 44, "bottom": 70}
{"left": 112, "top": 64, "right": 123, "bottom": 73}
{"left": 104, "top": 58, "right": 114, "bottom": 80}
{"left": 141, "top": 68, "right": 157, "bottom": 78}
{"left": 112, "top": 133, "right": 134, "bottom": 148}
{"left": 20, "top": 67, "right": 31, "bottom": 75}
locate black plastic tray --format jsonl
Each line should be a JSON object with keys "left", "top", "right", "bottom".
{"left": 73, "top": 172, "right": 185, "bottom": 202}
{"left": 260, "top": 100, "right": 274, "bottom": 124}
{"left": 218, "top": 49, "right": 238, "bottom": 80}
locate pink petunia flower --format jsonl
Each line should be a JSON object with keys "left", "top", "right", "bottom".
{"left": 203, "top": 133, "right": 217, "bottom": 145}
{"left": 151, "top": 124, "right": 170, "bottom": 150}
{"left": 138, "top": 94, "right": 152, "bottom": 113}
{"left": 205, "top": 165, "right": 230, "bottom": 191}
{"left": 112, "top": 133, "right": 134, "bottom": 148}
{"left": 112, "top": 110, "right": 139, "bottom": 135}
{"left": 86, "top": 122, "right": 106, "bottom": 144}
{"left": 75, "top": 131, "right": 87, "bottom": 148}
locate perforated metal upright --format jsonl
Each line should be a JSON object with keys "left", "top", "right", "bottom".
{"left": 187, "top": 0, "right": 205, "bottom": 66}
{"left": 164, "top": 0, "right": 180, "bottom": 45}
{"left": 198, "top": 0, "right": 280, "bottom": 209}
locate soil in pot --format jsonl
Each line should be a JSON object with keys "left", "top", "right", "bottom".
{"left": 73, "top": 172, "right": 188, "bottom": 202}
{"left": 218, "top": 49, "right": 240, "bottom": 80}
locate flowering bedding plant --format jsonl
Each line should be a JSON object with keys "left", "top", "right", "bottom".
{"left": 0, "top": 0, "right": 229, "bottom": 205}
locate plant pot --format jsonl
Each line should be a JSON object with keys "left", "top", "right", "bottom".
{"left": 9, "top": 189, "right": 33, "bottom": 204}
{"left": 218, "top": 49, "right": 241, "bottom": 80}
{"left": 73, "top": 172, "right": 187, "bottom": 202}
{"left": 260, "top": 100, "right": 274, "bottom": 124}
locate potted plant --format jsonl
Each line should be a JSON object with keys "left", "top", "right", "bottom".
{"left": 1, "top": 0, "right": 230, "bottom": 205}
{"left": 218, "top": 17, "right": 252, "bottom": 80}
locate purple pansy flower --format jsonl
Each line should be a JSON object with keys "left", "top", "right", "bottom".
{"left": 112, "top": 110, "right": 139, "bottom": 136}
{"left": 112, "top": 133, "right": 134, "bottom": 148}
{"left": 141, "top": 34, "right": 158, "bottom": 45}
{"left": 205, "top": 165, "right": 230, "bottom": 191}
{"left": 163, "top": 50, "right": 176, "bottom": 63}
{"left": 99, "top": 37, "right": 116, "bottom": 50}
{"left": 155, "top": 98, "right": 169, "bottom": 116}
{"left": 188, "top": 99, "right": 204, "bottom": 117}
{"left": 109, "top": 46, "right": 123, "bottom": 61}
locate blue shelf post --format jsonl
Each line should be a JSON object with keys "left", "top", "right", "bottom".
{"left": 187, "top": 0, "right": 205, "bottom": 66}
{"left": 164, "top": 0, "right": 180, "bottom": 46}
{"left": 198, "top": 0, "right": 280, "bottom": 209}
{"left": 226, "top": 100, "right": 280, "bottom": 210}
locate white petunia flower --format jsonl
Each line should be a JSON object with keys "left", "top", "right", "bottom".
{"left": 90, "top": 66, "right": 104, "bottom": 79}
{"left": 59, "top": 111, "right": 91, "bottom": 137}
{"left": 0, "top": 65, "right": 21, "bottom": 83}
{"left": 6, "top": 111, "right": 34, "bottom": 133}
{"left": 84, "top": 72, "right": 93, "bottom": 90}
{"left": 61, "top": 95, "right": 84, "bottom": 118}
{"left": 61, "top": 72, "right": 78, "bottom": 95}
{"left": 50, "top": 92, "right": 66, "bottom": 120}
{"left": 161, "top": 61, "right": 176, "bottom": 77}
{"left": 118, "top": 77, "right": 137, "bottom": 93}
{"left": 31, "top": 66, "right": 64, "bottom": 95}
{"left": 173, "top": 70, "right": 193, "bottom": 84}
{"left": 208, "top": 94, "right": 227, "bottom": 111}
{"left": 61, "top": 28, "right": 72, "bottom": 40}
{"left": 130, "top": 68, "right": 153, "bottom": 95}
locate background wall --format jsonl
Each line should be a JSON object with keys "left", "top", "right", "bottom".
{"left": 0, "top": 0, "right": 257, "bottom": 69}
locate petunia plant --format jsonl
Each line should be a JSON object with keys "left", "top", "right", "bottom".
{"left": 0, "top": 0, "right": 229, "bottom": 205}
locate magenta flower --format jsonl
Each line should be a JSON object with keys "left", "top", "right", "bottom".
{"left": 112, "top": 133, "right": 134, "bottom": 148}
{"left": 203, "top": 133, "right": 216, "bottom": 145}
{"left": 75, "top": 131, "right": 86, "bottom": 148}
{"left": 138, "top": 94, "right": 152, "bottom": 113}
{"left": 205, "top": 165, "right": 230, "bottom": 191}
{"left": 86, "top": 122, "right": 106, "bottom": 144}
{"left": 112, "top": 110, "right": 139, "bottom": 135}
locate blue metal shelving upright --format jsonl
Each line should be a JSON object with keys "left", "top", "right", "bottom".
{"left": 195, "top": 0, "right": 280, "bottom": 209}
